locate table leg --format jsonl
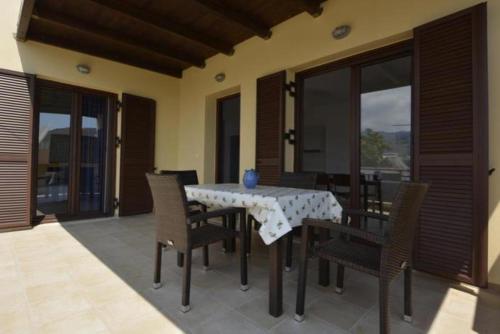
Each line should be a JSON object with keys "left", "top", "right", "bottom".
{"left": 318, "top": 228, "right": 330, "bottom": 287}
{"left": 228, "top": 214, "right": 237, "bottom": 253}
{"left": 222, "top": 215, "right": 227, "bottom": 252}
{"left": 269, "top": 238, "right": 283, "bottom": 317}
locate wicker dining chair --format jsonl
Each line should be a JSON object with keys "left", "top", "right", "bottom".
{"left": 161, "top": 169, "right": 237, "bottom": 254}
{"left": 246, "top": 172, "right": 318, "bottom": 271}
{"left": 295, "top": 182, "right": 428, "bottom": 334}
{"left": 146, "top": 173, "right": 248, "bottom": 312}
{"left": 160, "top": 170, "right": 205, "bottom": 215}
{"left": 160, "top": 170, "right": 211, "bottom": 266}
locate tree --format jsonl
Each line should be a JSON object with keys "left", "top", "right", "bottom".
{"left": 361, "top": 129, "right": 390, "bottom": 167}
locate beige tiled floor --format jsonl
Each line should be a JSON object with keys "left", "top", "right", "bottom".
{"left": 1, "top": 215, "right": 499, "bottom": 334}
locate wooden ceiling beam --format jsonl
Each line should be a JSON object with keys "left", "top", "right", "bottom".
{"left": 28, "top": 28, "right": 183, "bottom": 78}
{"left": 87, "top": 0, "right": 234, "bottom": 56}
{"left": 192, "top": 0, "right": 272, "bottom": 39}
{"left": 32, "top": 8, "right": 205, "bottom": 68}
{"left": 294, "top": 0, "right": 324, "bottom": 17}
{"left": 16, "top": 0, "right": 36, "bottom": 41}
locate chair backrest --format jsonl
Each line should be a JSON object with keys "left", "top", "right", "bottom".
{"left": 331, "top": 173, "right": 350, "bottom": 187}
{"left": 330, "top": 174, "right": 368, "bottom": 186}
{"left": 160, "top": 170, "right": 199, "bottom": 186}
{"left": 146, "top": 173, "right": 190, "bottom": 249}
{"left": 279, "top": 172, "right": 318, "bottom": 189}
{"left": 315, "top": 173, "right": 330, "bottom": 191}
{"left": 383, "top": 182, "right": 429, "bottom": 276}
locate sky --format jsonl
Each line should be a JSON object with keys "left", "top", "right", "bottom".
{"left": 361, "top": 86, "right": 411, "bottom": 133}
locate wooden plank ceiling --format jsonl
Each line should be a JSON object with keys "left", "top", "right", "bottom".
{"left": 17, "top": 0, "right": 324, "bottom": 78}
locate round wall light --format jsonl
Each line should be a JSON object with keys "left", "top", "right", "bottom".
{"left": 214, "top": 72, "right": 226, "bottom": 83}
{"left": 332, "top": 25, "right": 351, "bottom": 40}
{"left": 76, "top": 64, "right": 91, "bottom": 74}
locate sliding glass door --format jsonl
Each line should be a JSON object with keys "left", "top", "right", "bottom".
{"left": 299, "top": 68, "right": 352, "bottom": 206}
{"left": 79, "top": 94, "right": 108, "bottom": 213}
{"left": 296, "top": 43, "right": 412, "bottom": 217}
{"left": 300, "top": 68, "right": 351, "bottom": 174}
{"left": 37, "top": 86, "right": 73, "bottom": 215}
{"left": 36, "top": 81, "right": 116, "bottom": 220}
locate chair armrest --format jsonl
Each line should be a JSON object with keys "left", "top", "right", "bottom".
{"left": 342, "top": 208, "right": 389, "bottom": 221}
{"left": 303, "top": 218, "right": 388, "bottom": 245}
{"left": 188, "top": 207, "right": 244, "bottom": 223}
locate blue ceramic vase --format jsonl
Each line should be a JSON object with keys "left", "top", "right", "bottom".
{"left": 243, "top": 169, "right": 259, "bottom": 189}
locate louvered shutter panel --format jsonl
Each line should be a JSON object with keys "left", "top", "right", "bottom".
{"left": 0, "top": 70, "right": 34, "bottom": 229}
{"left": 256, "top": 71, "right": 286, "bottom": 185}
{"left": 413, "top": 4, "right": 488, "bottom": 286}
{"left": 119, "top": 93, "right": 156, "bottom": 216}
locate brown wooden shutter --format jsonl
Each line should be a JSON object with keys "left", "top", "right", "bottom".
{"left": 256, "top": 71, "right": 286, "bottom": 185}
{"left": 413, "top": 3, "right": 488, "bottom": 286}
{"left": 119, "top": 93, "right": 156, "bottom": 216}
{"left": 0, "top": 70, "right": 35, "bottom": 229}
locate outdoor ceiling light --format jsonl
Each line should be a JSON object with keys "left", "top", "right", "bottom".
{"left": 76, "top": 64, "right": 91, "bottom": 74}
{"left": 215, "top": 72, "right": 226, "bottom": 82}
{"left": 332, "top": 25, "right": 351, "bottom": 40}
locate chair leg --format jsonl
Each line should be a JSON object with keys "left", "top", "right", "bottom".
{"left": 201, "top": 205, "right": 207, "bottom": 228}
{"left": 295, "top": 226, "right": 311, "bottom": 322}
{"left": 222, "top": 215, "right": 228, "bottom": 252}
{"left": 246, "top": 215, "right": 253, "bottom": 255}
{"left": 379, "top": 279, "right": 390, "bottom": 334}
{"left": 239, "top": 211, "right": 248, "bottom": 291}
{"left": 404, "top": 267, "right": 412, "bottom": 322}
{"left": 153, "top": 242, "right": 162, "bottom": 289}
{"left": 177, "top": 251, "right": 184, "bottom": 267}
{"left": 285, "top": 232, "right": 293, "bottom": 272}
{"left": 202, "top": 245, "right": 209, "bottom": 270}
{"left": 181, "top": 249, "right": 192, "bottom": 313}
{"left": 336, "top": 265, "right": 344, "bottom": 294}
{"left": 308, "top": 227, "right": 315, "bottom": 250}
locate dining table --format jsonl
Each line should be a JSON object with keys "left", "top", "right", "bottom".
{"left": 185, "top": 183, "right": 343, "bottom": 317}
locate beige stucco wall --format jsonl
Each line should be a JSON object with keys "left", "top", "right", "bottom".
{"left": 0, "top": 0, "right": 181, "bottom": 200}
{"left": 176, "top": 0, "right": 500, "bottom": 285}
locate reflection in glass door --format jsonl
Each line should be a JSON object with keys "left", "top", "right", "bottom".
{"left": 37, "top": 87, "right": 73, "bottom": 215}
{"left": 360, "top": 56, "right": 412, "bottom": 217}
{"left": 301, "top": 69, "right": 351, "bottom": 173}
{"left": 300, "top": 68, "right": 351, "bottom": 207}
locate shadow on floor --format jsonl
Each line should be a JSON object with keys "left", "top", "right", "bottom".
{"left": 57, "top": 215, "right": 500, "bottom": 333}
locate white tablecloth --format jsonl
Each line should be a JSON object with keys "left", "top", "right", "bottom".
{"left": 185, "top": 184, "right": 342, "bottom": 245}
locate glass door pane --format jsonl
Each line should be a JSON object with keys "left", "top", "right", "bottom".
{"left": 360, "top": 56, "right": 412, "bottom": 218}
{"left": 37, "top": 87, "right": 73, "bottom": 215}
{"left": 79, "top": 94, "right": 108, "bottom": 212}
{"left": 217, "top": 95, "right": 240, "bottom": 183}
{"left": 301, "top": 68, "right": 351, "bottom": 205}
